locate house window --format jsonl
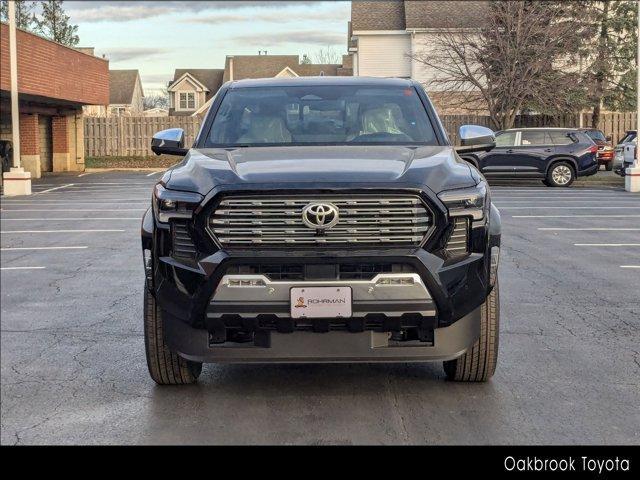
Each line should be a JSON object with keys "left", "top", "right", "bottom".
{"left": 179, "top": 92, "right": 196, "bottom": 110}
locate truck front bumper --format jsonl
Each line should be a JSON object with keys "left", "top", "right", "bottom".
{"left": 164, "top": 303, "right": 481, "bottom": 363}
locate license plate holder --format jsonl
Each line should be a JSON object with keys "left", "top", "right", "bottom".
{"left": 290, "top": 286, "right": 352, "bottom": 319}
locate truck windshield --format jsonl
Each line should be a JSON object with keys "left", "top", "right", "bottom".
{"left": 205, "top": 85, "right": 438, "bottom": 147}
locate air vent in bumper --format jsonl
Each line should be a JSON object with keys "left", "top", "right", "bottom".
{"left": 208, "top": 194, "right": 433, "bottom": 248}
{"left": 445, "top": 217, "right": 469, "bottom": 256}
{"left": 171, "top": 221, "right": 197, "bottom": 262}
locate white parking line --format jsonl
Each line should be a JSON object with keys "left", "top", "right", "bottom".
{"left": 1, "top": 229, "right": 126, "bottom": 233}
{"left": 495, "top": 201, "right": 640, "bottom": 204}
{"left": 538, "top": 228, "right": 640, "bottom": 231}
{"left": 501, "top": 206, "right": 640, "bottom": 209}
{"left": 0, "top": 218, "right": 140, "bottom": 221}
{"left": 0, "top": 266, "right": 46, "bottom": 271}
{"left": 77, "top": 173, "right": 92, "bottom": 177}
{"left": 573, "top": 243, "right": 640, "bottom": 247}
{"left": 0, "top": 208, "right": 146, "bottom": 212}
{"left": 620, "top": 266, "right": 640, "bottom": 269}
{"left": 34, "top": 183, "right": 74, "bottom": 195}
{"left": 1, "top": 246, "right": 88, "bottom": 251}
{"left": 513, "top": 215, "right": 640, "bottom": 218}
{"left": 34, "top": 182, "right": 156, "bottom": 186}
{"left": 146, "top": 171, "right": 162, "bottom": 177}
{"left": 493, "top": 197, "right": 638, "bottom": 200}
{"left": 2, "top": 197, "right": 149, "bottom": 202}
{"left": 0, "top": 202, "right": 147, "bottom": 206}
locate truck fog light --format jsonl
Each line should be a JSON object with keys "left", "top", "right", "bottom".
{"left": 490, "top": 246, "right": 500, "bottom": 286}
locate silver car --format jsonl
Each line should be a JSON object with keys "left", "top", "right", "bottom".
{"left": 614, "top": 130, "right": 637, "bottom": 174}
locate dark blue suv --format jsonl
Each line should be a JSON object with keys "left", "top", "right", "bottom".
{"left": 461, "top": 128, "right": 599, "bottom": 187}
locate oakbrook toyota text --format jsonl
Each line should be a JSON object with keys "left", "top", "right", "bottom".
{"left": 504, "top": 456, "right": 631, "bottom": 474}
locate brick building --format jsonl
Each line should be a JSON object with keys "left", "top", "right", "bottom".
{"left": 0, "top": 23, "right": 109, "bottom": 178}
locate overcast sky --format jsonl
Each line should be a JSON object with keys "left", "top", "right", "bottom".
{"left": 65, "top": 1, "right": 350, "bottom": 95}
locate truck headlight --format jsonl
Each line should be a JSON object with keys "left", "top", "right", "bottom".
{"left": 437, "top": 181, "right": 488, "bottom": 220}
{"left": 153, "top": 184, "right": 203, "bottom": 223}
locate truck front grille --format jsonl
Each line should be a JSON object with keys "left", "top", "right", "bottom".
{"left": 208, "top": 194, "right": 433, "bottom": 248}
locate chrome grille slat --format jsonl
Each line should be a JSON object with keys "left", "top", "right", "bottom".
{"left": 445, "top": 217, "right": 469, "bottom": 256}
{"left": 172, "top": 222, "right": 197, "bottom": 259}
{"left": 209, "top": 194, "right": 433, "bottom": 248}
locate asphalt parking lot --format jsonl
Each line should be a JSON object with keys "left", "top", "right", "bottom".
{"left": 1, "top": 171, "right": 639, "bottom": 445}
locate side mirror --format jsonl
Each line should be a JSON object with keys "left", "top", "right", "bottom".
{"left": 151, "top": 128, "right": 188, "bottom": 156}
{"left": 605, "top": 135, "right": 612, "bottom": 142}
{"left": 455, "top": 125, "right": 496, "bottom": 154}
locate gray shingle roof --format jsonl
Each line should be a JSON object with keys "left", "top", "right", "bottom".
{"left": 404, "top": 0, "right": 489, "bottom": 28}
{"left": 222, "top": 55, "right": 341, "bottom": 83}
{"left": 109, "top": 70, "right": 140, "bottom": 105}
{"left": 351, "top": 1, "right": 406, "bottom": 30}
{"left": 172, "top": 69, "right": 225, "bottom": 97}
{"left": 351, "top": 1, "right": 489, "bottom": 31}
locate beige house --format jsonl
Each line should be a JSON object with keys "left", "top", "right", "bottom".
{"left": 167, "top": 69, "right": 225, "bottom": 116}
{"left": 84, "top": 69, "right": 145, "bottom": 117}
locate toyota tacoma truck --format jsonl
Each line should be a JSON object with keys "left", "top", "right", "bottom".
{"left": 141, "top": 77, "right": 501, "bottom": 384}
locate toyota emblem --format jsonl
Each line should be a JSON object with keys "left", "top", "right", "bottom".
{"left": 302, "top": 202, "right": 339, "bottom": 230}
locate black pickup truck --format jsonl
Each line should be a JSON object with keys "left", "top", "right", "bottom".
{"left": 142, "top": 77, "right": 501, "bottom": 384}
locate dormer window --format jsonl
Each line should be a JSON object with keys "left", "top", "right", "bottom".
{"left": 179, "top": 92, "right": 196, "bottom": 110}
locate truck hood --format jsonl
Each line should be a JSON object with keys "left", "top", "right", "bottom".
{"left": 163, "top": 145, "right": 476, "bottom": 196}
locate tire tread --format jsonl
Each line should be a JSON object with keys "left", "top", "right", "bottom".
{"left": 443, "top": 280, "right": 500, "bottom": 382}
{"left": 144, "top": 285, "right": 201, "bottom": 385}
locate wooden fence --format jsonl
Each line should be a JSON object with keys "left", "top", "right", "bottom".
{"left": 84, "top": 116, "right": 201, "bottom": 157}
{"left": 84, "top": 112, "right": 636, "bottom": 157}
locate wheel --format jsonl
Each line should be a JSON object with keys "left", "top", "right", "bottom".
{"left": 605, "top": 162, "right": 613, "bottom": 171}
{"left": 546, "top": 162, "right": 575, "bottom": 187}
{"left": 443, "top": 280, "right": 499, "bottom": 382}
{"left": 144, "top": 283, "right": 202, "bottom": 385}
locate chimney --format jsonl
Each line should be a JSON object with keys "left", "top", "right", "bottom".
{"left": 76, "top": 47, "right": 95, "bottom": 56}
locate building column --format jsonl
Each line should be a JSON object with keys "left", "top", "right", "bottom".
{"left": 52, "top": 115, "right": 70, "bottom": 172}
{"left": 71, "top": 113, "right": 85, "bottom": 171}
{"left": 19, "top": 113, "right": 41, "bottom": 179}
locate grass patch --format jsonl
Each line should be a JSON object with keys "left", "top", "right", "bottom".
{"left": 85, "top": 155, "right": 180, "bottom": 169}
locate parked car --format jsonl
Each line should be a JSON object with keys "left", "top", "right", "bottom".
{"left": 0, "top": 140, "right": 12, "bottom": 175}
{"left": 614, "top": 130, "right": 637, "bottom": 176}
{"left": 142, "top": 77, "right": 502, "bottom": 384}
{"left": 578, "top": 128, "right": 614, "bottom": 171}
{"left": 460, "top": 127, "right": 599, "bottom": 187}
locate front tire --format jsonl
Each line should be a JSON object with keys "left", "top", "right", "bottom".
{"left": 546, "top": 162, "right": 575, "bottom": 187}
{"left": 443, "top": 280, "right": 499, "bottom": 382}
{"left": 144, "top": 284, "right": 202, "bottom": 385}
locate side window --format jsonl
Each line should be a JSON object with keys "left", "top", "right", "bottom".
{"left": 521, "top": 131, "right": 552, "bottom": 146}
{"left": 549, "top": 131, "right": 574, "bottom": 145}
{"left": 495, "top": 131, "right": 517, "bottom": 147}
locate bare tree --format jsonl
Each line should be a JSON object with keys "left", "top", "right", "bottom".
{"left": 410, "top": 1, "right": 588, "bottom": 130}
{"left": 314, "top": 46, "right": 341, "bottom": 64}
{"left": 143, "top": 92, "right": 169, "bottom": 110}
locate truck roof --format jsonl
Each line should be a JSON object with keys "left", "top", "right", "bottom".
{"left": 227, "top": 76, "right": 414, "bottom": 89}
